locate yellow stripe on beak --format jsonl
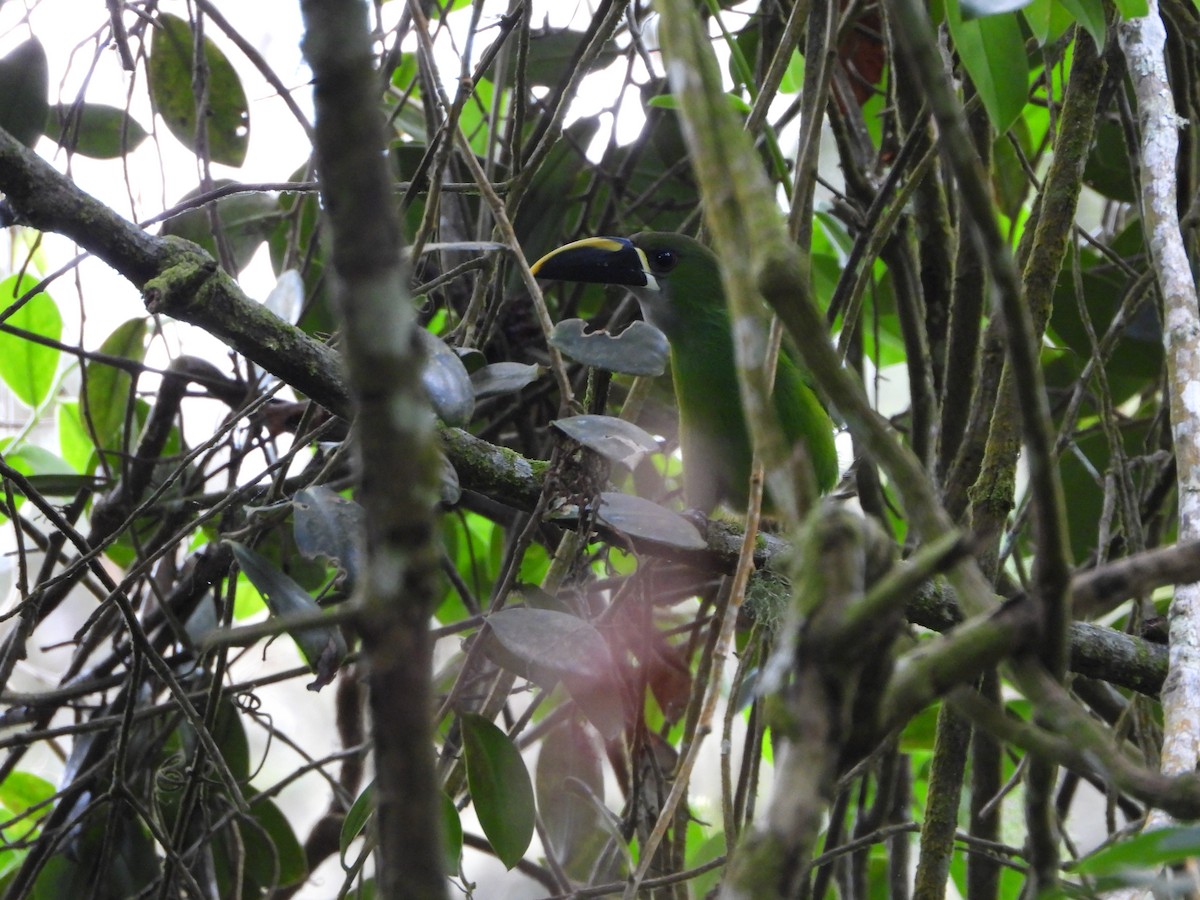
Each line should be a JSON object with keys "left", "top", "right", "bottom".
{"left": 529, "top": 236, "right": 658, "bottom": 290}
{"left": 530, "top": 237, "right": 631, "bottom": 275}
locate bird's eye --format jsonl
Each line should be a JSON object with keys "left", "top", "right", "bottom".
{"left": 651, "top": 249, "right": 678, "bottom": 273}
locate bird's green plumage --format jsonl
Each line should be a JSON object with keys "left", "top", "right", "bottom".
{"left": 532, "top": 232, "right": 837, "bottom": 512}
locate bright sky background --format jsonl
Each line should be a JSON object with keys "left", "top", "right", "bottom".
{"left": 0, "top": 2, "right": 311, "bottom": 362}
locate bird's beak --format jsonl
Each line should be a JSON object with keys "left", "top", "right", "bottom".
{"left": 530, "top": 236, "right": 659, "bottom": 291}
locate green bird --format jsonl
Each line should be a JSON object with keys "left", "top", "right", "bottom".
{"left": 531, "top": 232, "right": 838, "bottom": 513}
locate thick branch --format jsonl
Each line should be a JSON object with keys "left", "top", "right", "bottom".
{"left": 1121, "top": 0, "right": 1200, "bottom": 803}
{"left": 0, "top": 127, "right": 352, "bottom": 417}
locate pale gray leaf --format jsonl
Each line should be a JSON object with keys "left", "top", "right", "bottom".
{"left": 550, "top": 319, "right": 668, "bottom": 376}
{"left": 597, "top": 492, "right": 707, "bottom": 550}
{"left": 471, "top": 361, "right": 542, "bottom": 399}
{"left": 417, "top": 328, "right": 475, "bottom": 425}
{"left": 553, "top": 414, "right": 660, "bottom": 469}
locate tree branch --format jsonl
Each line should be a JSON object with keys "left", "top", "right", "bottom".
{"left": 1121, "top": 1, "right": 1200, "bottom": 820}
{"left": 300, "top": 0, "right": 446, "bottom": 893}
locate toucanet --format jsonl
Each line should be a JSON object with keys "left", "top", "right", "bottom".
{"left": 531, "top": 232, "right": 838, "bottom": 513}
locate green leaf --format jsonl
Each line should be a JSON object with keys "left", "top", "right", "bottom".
{"left": 484, "top": 608, "right": 628, "bottom": 739}
{"left": 991, "top": 120, "right": 1032, "bottom": 220}
{"left": 470, "top": 362, "right": 542, "bottom": 399}
{"left": 1048, "top": 245, "right": 1159, "bottom": 389}
{"left": 389, "top": 53, "right": 419, "bottom": 92}
{"left": 647, "top": 94, "right": 680, "bottom": 109}
{"left": 1083, "top": 120, "right": 1136, "bottom": 202}
{"left": 730, "top": 28, "right": 759, "bottom": 91}
{"left": 597, "top": 492, "right": 707, "bottom": 551}
{"left": 241, "top": 791, "right": 307, "bottom": 890}
{"left": 484, "top": 608, "right": 615, "bottom": 686}
{"left": 535, "top": 721, "right": 605, "bottom": 870}
{"left": 725, "top": 92, "right": 752, "bottom": 114}
{"left": 961, "top": 0, "right": 1034, "bottom": 17}
{"left": 1111, "top": 0, "right": 1149, "bottom": 19}
{"left": 211, "top": 696, "right": 251, "bottom": 781}
{"left": 228, "top": 541, "right": 348, "bottom": 689}
{"left": 0, "top": 274, "right": 61, "bottom": 408}
{"left": 0, "top": 443, "right": 95, "bottom": 521}
{"left": 899, "top": 703, "right": 942, "bottom": 751}
{"left": 206, "top": 787, "right": 305, "bottom": 894}
{"left": 161, "top": 181, "right": 280, "bottom": 272}
{"left": 779, "top": 49, "right": 805, "bottom": 93}
{"left": 293, "top": 486, "right": 364, "bottom": 585}
{"left": 552, "top": 414, "right": 661, "bottom": 469}
{"left": 550, "top": 319, "right": 669, "bottom": 376}
{"left": 685, "top": 824, "right": 727, "bottom": 900}
{"left": 56, "top": 401, "right": 93, "bottom": 474}
{"left": 0, "top": 771, "right": 54, "bottom": 817}
{"left": 30, "top": 853, "right": 87, "bottom": 899}
{"left": 338, "top": 781, "right": 460, "bottom": 875}
{"left": 340, "top": 781, "right": 376, "bottom": 864}
{"left": 0, "top": 38, "right": 48, "bottom": 148}
{"left": 387, "top": 98, "right": 432, "bottom": 144}
{"left": 521, "top": 30, "right": 621, "bottom": 87}
{"left": 461, "top": 713, "right": 535, "bottom": 870}
{"left": 44, "top": 103, "right": 149, "bottom": 158}
{"left": 459, "top": 77, "right": 501, "bottom": 157}
{"left": 148, "top": 13, "right": 249, "bottom": 166}
{"left": 417, "top": 328, "right": 476, "bottom": 425}
{"left": 1054, "top": 419, "right": 1150, "bottom": 562}
{"left": 1074, "top": 825, "right": 1200, "bottom": 876}
{"left": 1021, "top": 0, "right": 1077, "bottom": 44}
{"left": 18, "top": 472, "right": 107, "bottom": 497}
{"left": 647, "top": 92, "right": 751, "bottom": 115}
{"left": 1057, "top": 0, "right": 1107, "bottom": 46}
{"left": 81, "top": 318, "right": 147, "bottom": 465}
{"left": 946, "top": 0, "right": 1029, "bottom": 133}
{"left": 441, "top": 791, "right": 463, "bottom": 874}
{"left": 31, "top": 805, "right": 158, "bottom": 898}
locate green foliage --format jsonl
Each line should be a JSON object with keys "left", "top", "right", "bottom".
{"left": 1022, "top": 0, "right": 1080, "bottom": 44}
{"left": 1058, "top": 0, "right": 1109, "bottom": 45}
{"left": 0, "top": 1, "right": 1192, "bottom": 897}
{"left": 29, "top": 808, "right": 159, "bottom": 899}
{"left": 340, "top": 781, "right": 464, "bottom": 876}
{"left": 521, "top": 31, "right": 621, "bottom": 87}
{"left": 82, "top": 317, "right": 146, "bottom": 464}
{"left": 340, "top": 780, "right": 376, "bottom": 865}
{"left": 44, "top": 102, "right": 149, "bottom": 158}
{"left": 0, "top": 38, "right": 48, "bottom": 148}
{"left": 56, "top": 399, "right": 94, "bottom": 474}
{"left": 461, "top": 713, "right": 535, "bottom": 870}
{"left": 440, "top": 790, "right": 464, "bottom": 873}
{"left": 148, "top": 13, "right": 249, "bottom": 166}
{"left": 1069, "top": 824, "right": 1200, "bottom": 891}
{"left": 0, "top": 770, "right": 53, "bottom": 843}
{"left": 945, "top": 0, "right": 1030, "bottom": 133}
{"left": 535, "top": 721, "right": 606, "bottom": 876}
{"left": 0, "top": 273, "right": 61, "bottom": 408}
{"left": 229, "top": 540, "right": 348, "bottom": 687}
{"left": 229, "top": 791, "right": 308, "bottom": 892}
{"left": 161, "top": 181, "right": 281, "bottom": 272}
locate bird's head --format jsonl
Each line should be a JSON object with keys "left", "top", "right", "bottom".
{"left": 530, "top": 232, "right": 721, "bottom": 339}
